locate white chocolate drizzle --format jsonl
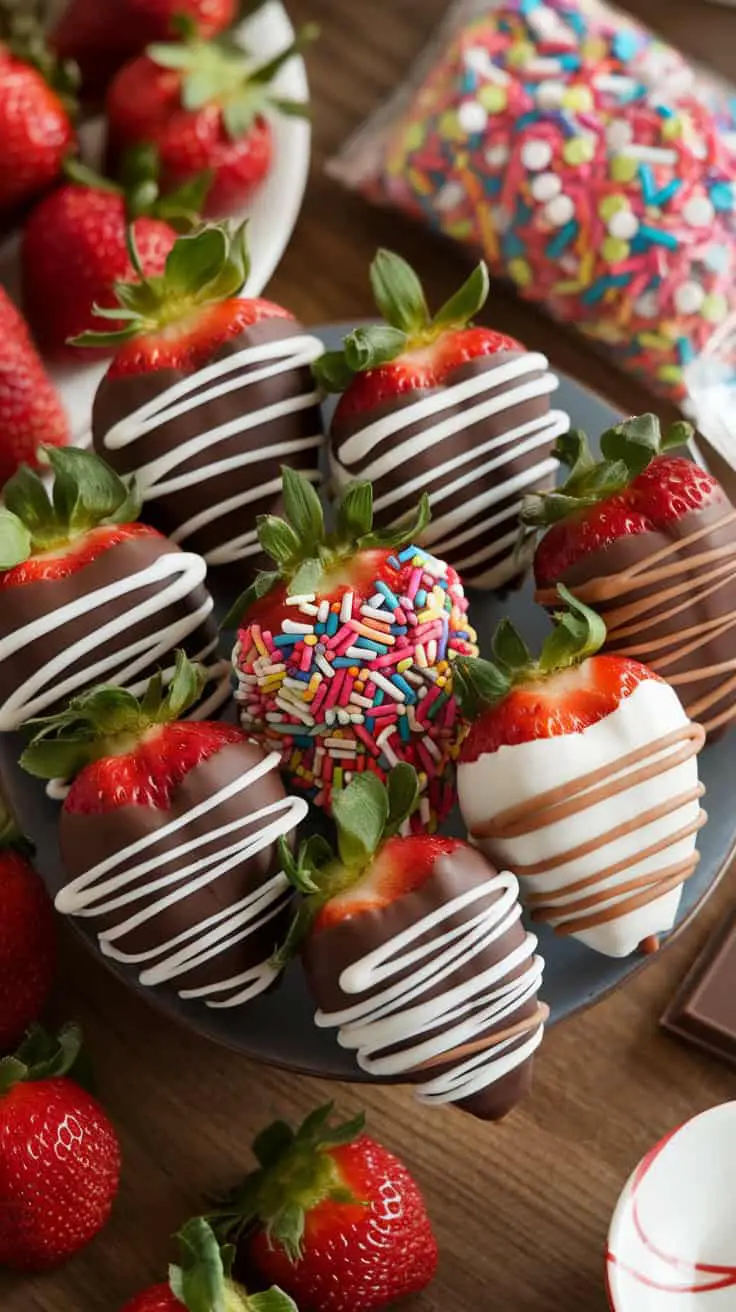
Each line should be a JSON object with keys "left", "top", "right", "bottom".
{"left": 100, "top": 335, "right": 326, "bottom": 566}
{"left": 314, "top": 871, "right": 545, "bottom": 1107}
{"left": 56, "top": 752, "right": 309, "bottom": 1007}
{"left": 330, "top": 352, "right": 569, "bottom": 589}
{"left": 0, "top": 550, "right": 231, "bottom": 733}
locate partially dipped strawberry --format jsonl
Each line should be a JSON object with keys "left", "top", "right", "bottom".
{"left": 21, "top": 151, "right": 208, "bottom": 361}
{"left": 455, "top": 588, "right": 707, "bottom": 959}
{"left": 521, "top": 414, "right": 736, "bottom": 737}
{"left": 77, "top": 223, "right": 325, "bottom": 569}
{"left": 0, "top": 446, "right": 227, "bottom": 731}
{"left": 315, "top": 250, "right": 568, "bottom": 591}
{"left": 105, "top": 23, "right": 315, "bottom": 216}
{"left": 0, "top": 1024, "right": 120, "bottom": 1271}
{"left": 0, "top": 798, "right": 56, "bottom": 1052}
{"left": 229, "top": 469, "right": 478, "bottom": 827}
{"left": 0, "top": 4, "right": 77, "bottom": 222}
{"left": 52, "top": 0, "right": 237, "bottom": 102}
{"left": 0, "top": 286, "right": 69, "bottom": 489}
{"left": 120, "top": 1216, "right": 297, "bottom": 1312}
{"left": 209, "top": 1102, "right": 438, "bottom": 1311}
{"left": 275, "top": 765, "right": 546, "bottom": 1121}
{"left": 22, "top": 652, "right": 308, "bottom": 1007}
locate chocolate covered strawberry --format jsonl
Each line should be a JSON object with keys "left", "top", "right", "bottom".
{"left": 78, "top": 222, "right": 325, "bottom": 570}
{"left": 120, "top": 1217, "right": 297, "bottom": 1312}
{"left": 0, "top": 286, "right": 69, "bottom": 489}
{"left": 0, "top": 1024, "right": 120, "bottom": 1271}
{"left": 229, "top": 469, "right": 478, "bottom": 827}
{"left": 21, "top": 152, "right": 207, "bottom": 362}
{"left": 0, "top": 5, "right": 77, "bottom": 222}
{"left": 22, "top": 652, "right": 308, "bottom": 1006}
{"left": 272, "top": 765, "right": 546, "bottom": 1120}
{"left": 315, "top": 250, "right": 568, "bottom": 591}
{"left": 52, "top": 0, "right": 237, "bottom": 102}
{"left": 0, "top": 446, "right": 228, "bottom": 732}
{"left": 105, "top": 23, "right": 315, "bottom": 215}
{"left": 209, "top": 1102, "right": 438, "bottom": 1311}
{"left": 455, "top": 588, "right": 707, "bottom": 959}
{"left": 521, "top": 413, "right": 736, "bottom": 738}
{"left": 0, "top": 798, "right": 56, "bottom": 1052}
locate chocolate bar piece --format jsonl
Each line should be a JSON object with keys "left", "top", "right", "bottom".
{"left": 661, "top": 908, "right": 736, "bottom": 1066}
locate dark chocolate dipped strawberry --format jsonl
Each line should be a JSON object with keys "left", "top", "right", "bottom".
{"left": 229, "top": 468, "right": 477, "bottom": 828}
{"left": 521, "top": 414, "right": 736, "bottom": 738}
{"left": 0, "top": 446, "right": 228, "bottom": 732}
{"left": 21, "top": 652, "right": 308, "bottom": 1006}
{"left": 315, "top": 249, "right": 569, "bottom": 591}
{"left": 78, "top": 222, "right": 325, "bottom": 571}
{"left": 455, "top": 588, "right": 706, "bottom": 958}
{"left": 277, "top": 764, "right": 547, "bottom": 1121}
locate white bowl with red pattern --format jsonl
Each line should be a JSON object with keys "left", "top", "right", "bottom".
{"left": 607, "top": 1103, "right": 736, "bottom": 1311}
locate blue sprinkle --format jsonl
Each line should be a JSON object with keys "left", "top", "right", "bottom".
{"left": 273, "top": 635, "right": 297, "bottom": 648}
{"left": 391, "top": 625, "right": 408, "bottom": 635}
{"left": 295, "top": 735, "right": 313, "bottom": 747}
{"left": 677, "top": 338, "right": 696, "bottom": 364}
{"left": 398, "top": 546, "right": 417, "bottom": 562}
{"left": 612, "top": 31, "right": 640, "bottom": 60}
{"left": 484, "top": 175, "right": 502, "bottom": 196}
{"left": 638, "top": 164, "right": 656, "bottom": 205}
{"left": 638, "top": 225, "right": 679, "bottom": 250}
{"left": 558, "top": 53, "right": 581, "bottom": 70}
{"left": 415, "top": 589, "right": 428, "bottom": 606}
{"left": 332, "top": 657, "right": 360, "bottom": 668}
{"left": 711, "top": 181, "right": 735, "bottom": 213}
{"left": 566, "top": 9, "right": 587, "bottom": 35}
{"left": 514, "top": 200, "right": 534, "bottom": 226}
{"left": 545, "top": 220, "right": 578, "bottom": 259}
{"left": 656, "top": 104, "right": 675, "bottom": 119}
{"left": 520, "top": 0, "right": 540, "bottom": 11}
{"left": 326, "top": 612, "right": 338, "bottom": 637}
{"left": 375, "top": 582, "right": 399, "bottom": 609}
{"left": 292, "top": 670, "right": 311, "bottom": 681}
{"left": 391, "top": 674, "right": 415, "bottom": 699}
{"left": 374, "top": 690, "right": 384, "bottom": 707}
{"left": 581, "top": 273, "right": 631, "bottom": 305}
{"left": 515, "top": 111, "right": 543, "bottom": 131}
{"left": 388, "top": 555, "right": 400, "bottom": 570}
{"left": 502, "top": 231, "right": 528, "bottom": 258}
{"left": 398, "top": 716, "right": 411, "bottom": 742}
{"left": 353, "top": 639, "right": 387, "bottom": 655}
{"left": 652, "top": 179, "right": 681, "bottom": 207}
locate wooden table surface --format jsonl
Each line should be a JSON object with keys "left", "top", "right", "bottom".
{"left": 5, "top": 2, "right": 736, "bottom": 1309}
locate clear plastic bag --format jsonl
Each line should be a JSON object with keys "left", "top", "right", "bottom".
{"left": 330, "top": 0, "right": 736, "bottom": 417}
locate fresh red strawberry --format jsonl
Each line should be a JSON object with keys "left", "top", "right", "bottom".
{"left": 105, "top": 24, "right": 315, "bottom": 215}
{"left": 0, "top": 287, "right": 69, "bottom": 489}
{"left": 21, "top": 652, "right": 306, "bottom": 1009}
{"left": 314, "top": 249, "right": 563, "bottom": 591}
{"left": 454, "top": 589, "right": 706, "bottom": 959}
{"left": 0, "top": 6, "right": 77, "bottom": 220}
{"left": 21, "top": 153, "right": 208, "bottom": 361}
{"left": 228, "top": 468, "right": 478, "bottom": 827}
{"left": 209, "top": 1102, "right": 438, "bottom": 1312}
{"left": 273, "top": 765, "right": 546, "bottom": 1122}
{"left": 0, "top": 1024, "right": 120, "bottom": 1271}
{"left": 120, "top": 1216, "right": 297, "bottom": 1312}
{"left": 0, "top": 801, "right": 56, "bottom": 1052}
{"left": 520, "top": 414, "right": 736, "bottom": 738}
{"left": 52, "top": 0, "right": 236, "bottom": 101}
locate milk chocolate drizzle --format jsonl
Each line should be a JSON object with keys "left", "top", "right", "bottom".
{"left": 471, "top": 724, "right": 706, "bottom": 935}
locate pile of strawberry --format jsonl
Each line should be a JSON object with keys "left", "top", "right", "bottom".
{"left": 0, "top": 0, "right": 312, "bottom": 490}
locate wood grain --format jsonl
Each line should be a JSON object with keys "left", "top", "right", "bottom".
{"left": 4, "top": 1, "right": 736, "bottom": 1308}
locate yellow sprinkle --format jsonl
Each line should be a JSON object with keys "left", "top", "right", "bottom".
{"left": 477, "top": 84, "right": 507, "bottom": 112}
{"left": 661, "top": 115, "right": 683, "bottom": 141}
{"left": 291, "top": 751, "right": 302, "bottom": 767}
{"left": 436, "top": 661, "right": 449, "bottom": 673}
{"left": 415, "top": 644, "right": 428, "bottom": 668}
{"left": 445, "top": 219, "right": 474, "bottom": 240}
{"left": 562, "top": 85, "right": 593, "bottom": 112}
{"left": 610, "top": 156, "right": 638, "bottom": 183}
{"left": 657, "top": 364, "right": 682, "bottom": 384}
{"left": 416, "top": 609, "right": 437, "bottom": 624}
{"left": 598, "top": 194, "right": 628, "bottom": 221}
{"left": 253, "top": 631, "right": 268, "bottom": 658}
{"left": 262, "top": 674, "right": 285, "bottom": 692}
{"left": 582, "top": 35, "right": 607, "bottom": 60}
{"left": 436, "top": 677, "right": 447, "bottom": 688}
{"left": 563, "top": 137, "right": 595, "bottom": 166}
{"left": 303, "top": 634, "right": 318, "bottom": 646}
{"left": 602, "top": 236, "right": 630, "bottom": 263}
{"left": 438, "top": 109, "right": 464, "bottom": 141}
{"left": 703, "top": 293, "right": 728, "bottom": 323}
{"left": 403, "top": 122, "right": 425, "bottom": 151}
{"left": 397, "top": 658, "right": 413, "bottom": 673}
{"left": 507, "top": 40, "right": 534, "bottom": 66}
{"left": 639, "top": 332, "right": 671, "bottom": 351}
{"left": 509, "top": 258, "right": 532, "bottom": 288}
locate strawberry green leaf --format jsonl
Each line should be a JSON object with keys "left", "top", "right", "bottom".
{"left": 164, "top": 225, "right": 229, "bottom": 298}
{"left": 385, "top": 763, "right": 420, "bottom": 838}
{"left": 3, "top": 465, "right": 55, "bottom": 536}
{"left": 289, "top": 557, "right": 322, "bottom": 597}
{"left": 222, "top": 94, "right": 259, "bottom": 139}
{"left": 258, "top": 516, "right": 301, "bottom": 567}
{"left": 453, "top": 656, "right": 512, "bottom": 720}
{"left": 492, "top": 618, "right": 531, "bottom": 672}
{"left": 433, "top": 260, "right": 489, "bottom": 329}
{"left": 370, "top": 249, "right": 429, "bottom": 334}
{"left": 147, "top": 40, "right": 199, "bottom": 69}
{"left": 43, "top": 445, "right": 141, "bottom": 532}
{"left": 281, "top": 467, "right": 324, "bottom": 552}
{"left": 0, "top": 510, "right": 32, "bottom": 571}
{"left": 246, "top": 1291, "right": 299, "bottom": 1312}
{"left": 343, "top": 325, "right": 408, "bottom": 373}
{"left": 554, "top": 428, "right": 596, "bottom": 487}
{"left": 252, "top": 1120, "right": 295, "bottom": 1170}
{"left": 358, "top": 492, "right": 431, "bottom": 551}
{"left": 538, "top": 584, "right": 607, "bottom": 674}
{"left": 63, "top": 155, "right": 122, "bottom": 195}
{"left": 662, "top": 420, "right": 694, "bottom": 451}
{"left": 221, "top": 569, "right": 281, "bottom": 629}
{"left": 520, "top": 489, "right": 596, "bottom": 527}
{"left": 269, "top": 98, "right": 310, "bottom": 118}
{"left": 0, "top": 1022, "right": 86, "bottom": 1095}
{"left": 599, "top": 413, "right": 662, "bottom": 478}
{"left": 169, "top": 1217, "right": 228, "bottom": 1312}
{"left": 335, "top": 481, "right": 374, "bottom": 542}
{"left": 162, "top": 651, "right": 206, "bottom": 721}
{"left": 311, "top": 350, "right": 356, "bottom": 394}
{"left": 332, "top": 772, "right": 389, "bottom": 868}
{"left": 248, "top": 23, "right": 319, "bottom": 85}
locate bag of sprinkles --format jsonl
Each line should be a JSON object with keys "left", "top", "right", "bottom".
{"left": 330, "top": 0, "right": 736, "bottom": 409}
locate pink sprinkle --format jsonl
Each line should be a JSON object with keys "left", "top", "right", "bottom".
{"left": 323, "top": 756, "right": 334, "bottom": 783}
{"left": 363, "top": 681, "right": 377, "bottom": 700}
{"left": 310, "top": 680, "right": 330, "bottom": 716}
{"left": 417, "top": 685, "right": 441, "bottom": 721}
{"left": 353, "top": 724, "right": 381, "bottom": 756}
{"left": 326, "top": 623, "right": 354, "bottom": 650}
{"left": 406, "top": 569, "right": 423, "bottom": 600}
{"left": 299, "top": 644, "right": 312, "bottom": 673}
{"left": 373, "top": 648, "right": 412, "bottom": 669}
{"left": 369, "top": 702, "right": 400, "bottom": 718}
{"left": 338, "top": 676, "right": 354, "bottom": 708}
{"left": 324, "top": 670, "right": 346, "bottom": 710}
{"left": 393, "top": 608, "right": 407, "bottom": 624}
{"left": 416, "top": 741, "right": 437, "bottom": 776}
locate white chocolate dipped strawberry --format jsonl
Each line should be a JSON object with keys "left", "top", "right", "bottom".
{"left": 455, "top": 589, "right": 707, "bottom": 958}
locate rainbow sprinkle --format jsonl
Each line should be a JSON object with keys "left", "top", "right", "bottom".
{"left": 344, "top": 0, "right": 736, "bottom": 402}
{"left": 233, "top": 545, "right": 478, "bottom": 828}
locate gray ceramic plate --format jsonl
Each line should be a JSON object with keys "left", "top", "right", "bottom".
{"left": 1, "top": 324, "right": 734, "bottom": 1080}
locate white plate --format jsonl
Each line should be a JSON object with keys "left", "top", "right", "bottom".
{"left": 0, "top": 0, "right": 311, "bottom": 446}
{"left": 607, "top": 1103, "right": 736, "bottom": 1311}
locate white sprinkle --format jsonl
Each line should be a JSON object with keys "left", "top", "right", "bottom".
{"left": 683, "top": 195, "right": 715, "bottom": 228}
{"left": 282, "top": 620, "right": 313, "bottom": 635}
{"left": 298, "top": 603, "right": 319, "bottom": 617}
{"left": 635, "top": 291, "right": 660, "bottom": 319}
{"left": 527, "top": 5, "right": 562, "bottom": 38}
{"left": 606, "top": 121, "right": 633, "bottom": 150}
{"left": 348, "top": 713, "right": 365, "bottom": 724}
{"left": 595, "top": 73, "right": 639, "bottom": 95}
{"left": 315, "top": 655, "right": 334, "bottom": 678}
{"left": 490, "top": 204, "right": 512, "bottom": 234}
{"left": 369, "top": 592, "right": 385, "bottom": 609}
{"left": 324, "top": 737, "right": 358, "bottom": 750}
{"left": 325, "top": 709, "right": 337, "bottom": 726}
{"left": 690, "top": 137, "right": 708, "bottom": 161}
{"left": 349, "top": 694, "right": 373, "bottom": 709}
{"left": 485, "top": 142, "right": 510, "bottom": 169}
{"left": 343, "top": 773, "right": 353, "bottom": 784}
{"left": 361, "top": 605, "right": 392, "bottom": 623}
{"left": 336, "top": 709, "right": 351, "bottom": 726}
{"left": 426, "top": 640, "right": 437, "bottom": 665}
{"left": 371, "top": 671, "right": 405, "bottom": 701}
{"left": 377, "top": 723, "right": 398, "bottom": 753}
{"left": 259, "top": 662, "right": 286, "bottom": 676}
{"left": 275, "top": 696, "right": 313, "bottom": 725}
{"left": 237, "top": 673, "right": 258, "bottom": 685}
{"left": 286, "top": 593, "right": 316, "bottom": 606}
{"left": 340, "top": 592, "right": 354, "bottom": 623}
{"left": 422, "top": 736, "right": 442, "bottom": 761}
{"left": 407, "top": 706, "right": 420, "bottom": 731}
{"left": 283, "top": 677, "right": 309, "bottom": 691}
{"left": 458, "top": 100, "right": 488, "bottom": 134}
{"left": 317, "top": 601, "right": 330, "bottom": 623}
{"left": 620, "top": 143, "right": 678, "bottom": 165}
{"left": 329, "top": 748, "right": 358, "bottom": 760}
{"left": 265, "top": 712, "right": 286, "bottom": 722}
{"left": 436, "top": 181, "right": 466, "bottom": 212}
{"left": 536, "top": 80, "right": 565, "bottom": 109}
{"left": 345, "top": 645, "right": 377, "bottom": 660}
{"left": 607, "top": 209, "right": 639, "bottom": 240}
{"left": 674, "top": 281, "right": 705, "bottom": 314}
{"left": 420, "top": 798, "right": 431, "bottom": 824}
{"left": 544, "top": 193, "right": 575, "bottom": 226}
{"left": 531, "top": 171, "right": 562, "bottom": 203}
{"left": 521, "top": 138, "right": 553, "bottom": 172}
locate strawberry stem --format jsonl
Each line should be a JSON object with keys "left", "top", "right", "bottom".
{"left": 0, "top": 1023, "right": 86, "bottom": 1096}
{"left": 168, "top": 1217, "right": 298, "bottom": 1312}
